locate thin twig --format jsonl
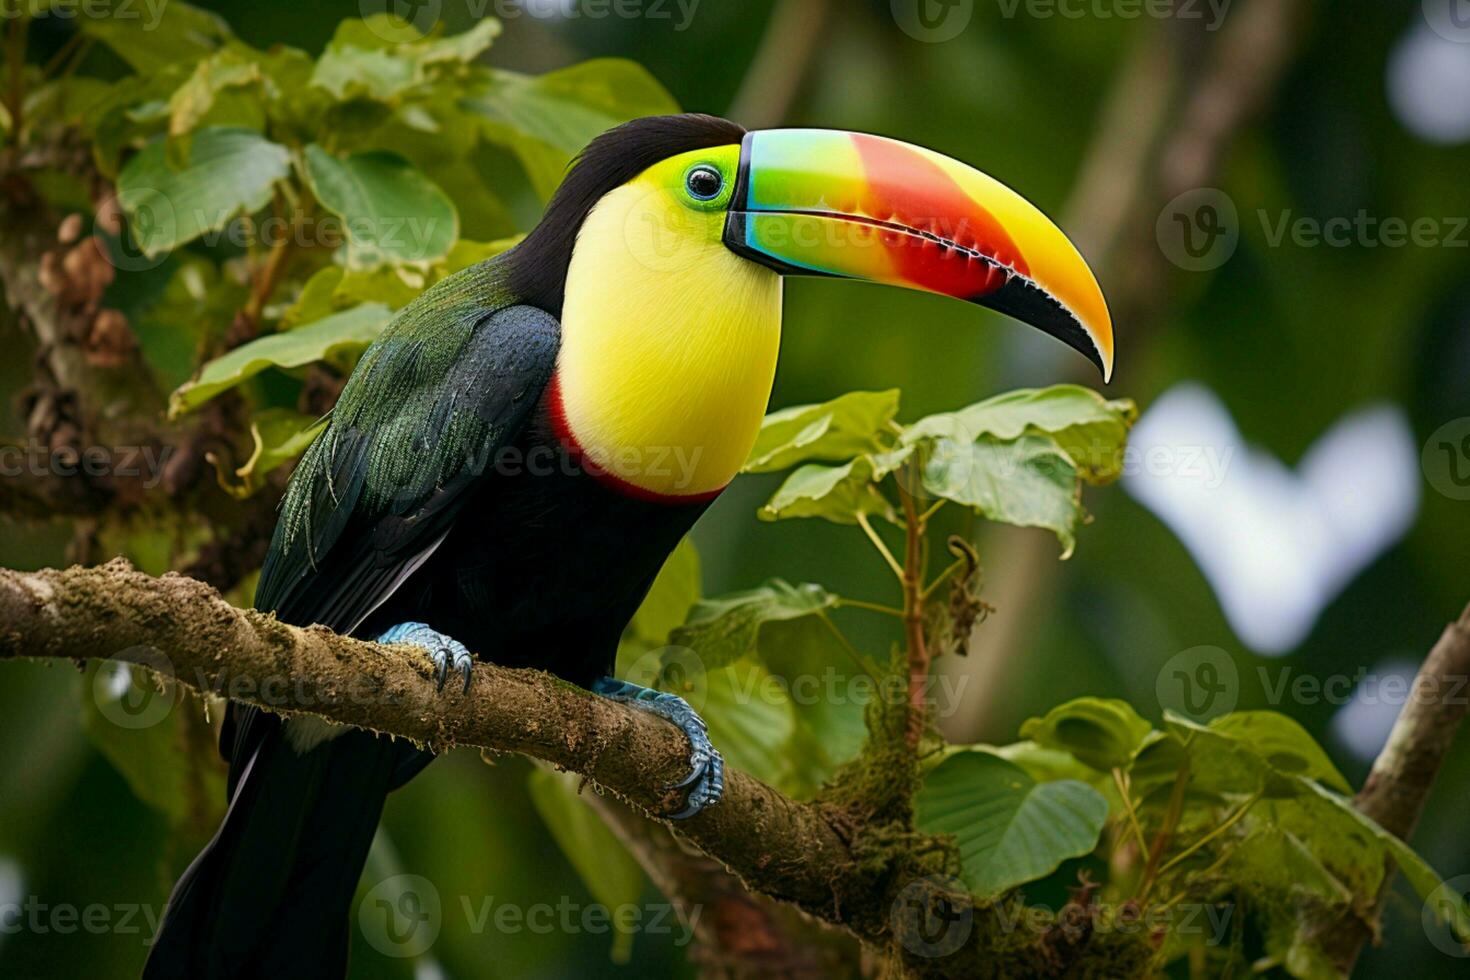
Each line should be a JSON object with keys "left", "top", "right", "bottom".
{"left": 1155, "top": 787, "right": 1262, "bottom": 879}
{"left": 856, "top": 512, "right": 905, "bottom": 581}
{"left": 1111, "top": 767, "right": 1150, "bottom": 855}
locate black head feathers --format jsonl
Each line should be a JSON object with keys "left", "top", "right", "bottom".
{"left": 507, "top": 113, "right": 747, "bottom": 311}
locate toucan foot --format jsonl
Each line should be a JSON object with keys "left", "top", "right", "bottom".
{"left": 591, "top": 677, "right": 724, "bottom": 819}
{"left": 378, "top": 622, "right": 474, "bottom": 694}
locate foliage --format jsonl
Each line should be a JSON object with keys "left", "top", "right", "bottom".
{"left": 742, "top": 386, "right": 1134, "bottom": 555}
{"left": 608, "top": 387, "right": 1470, "bottom": 977}
{"left": 2, "top": 4, "right": 1463, "bottom": 978}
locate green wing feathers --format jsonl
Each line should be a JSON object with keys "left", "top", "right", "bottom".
{"left": 256, "top": 257, "right": 560, "bottom": 627}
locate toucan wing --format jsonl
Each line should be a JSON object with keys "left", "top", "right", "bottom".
{"left": 255, "top": 294, "right": 560, "bottom": 632}
{"left": 224, "top": 277, "right": 559, "bottom": 776}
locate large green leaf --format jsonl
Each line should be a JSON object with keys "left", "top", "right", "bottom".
{"left": 1206, "top": 712, "right": 1350, "bottom": 793}
{"left": 915, "top": 752, "right": 1108, "bottom": 899}
{"left": 688, "top": 659, "right": 799, "bottom": 791}
{"left": 82, "top": 66, "right": 191, "bottom": 176}
{"left": 304, "top": 144, "right": 458, "bottom": 266}
{"left": 461, "top": 59, "right": 680, "bottom": 198}
{"left": 283, "top": 237, "right": 518, "bottom": 326}
{"left": 760, "top": 617, "right": 870, "bottom": 796}
{"left": 169, "top": 303, "right": 392, "bottom": 416}
{"left": 116, "top": 126, "right": 290, "bottom": 256}
{"left": 1161, "top": 711, "right": 1350, "bottom": 796}
{"left": 1289, "top": 778, "right": 1470, "bottom": 937}
{"left": 670, "top": 579, "right": 839, "bottom": 670}
{"left": 757, "top": 452, "right": 907, "bottom": 526}
{"left": 744, "top": 390, "right": 901, "bottom": 473}
{"left": 311, "top": 17, "right": 500, "bottom": 102}
{"left": 905, "top": 385, "right": 1136, "bottom": 484}
{"left": 1019, "top": 697, "right": 1154, "bottom": 773}
{"left": 918, "top": 434, "right": 1082, "bottom": 556}
{"left": 974, "top": 741, "right": 1116, "bottom": 789}
{"left": 526, "top": 768, "right": 646, "bottom": 963}
{"left": 167, "top": 48, "right": 266, "bottom": 138}
{"left": 79, "top": 0, "right": 231, "bottom": 72}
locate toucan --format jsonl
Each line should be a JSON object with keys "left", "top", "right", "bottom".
{"left": 143, "top": 113, "right": 1112, "bottom": 978}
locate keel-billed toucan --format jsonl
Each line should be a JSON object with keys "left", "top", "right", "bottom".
{"left": 145, "top": 114, "right": 1112, "bottom": 978}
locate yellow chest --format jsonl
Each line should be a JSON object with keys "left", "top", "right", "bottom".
{"left": 553, "top": 184, "right": 784, "bottom": 499}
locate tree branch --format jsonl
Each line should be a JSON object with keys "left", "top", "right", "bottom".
{"left": 0, "top": 558, "right": 1162, "bottom": 977}
{"left": 0, "top": 559, "right": 869, "bottom": 921}
{"left": 1309, "top": 602, "right": 1470, "bottom": 972}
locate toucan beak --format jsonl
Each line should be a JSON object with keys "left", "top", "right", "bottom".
{"left": 723, "top": 129, "right": 1114, "bottom": 382}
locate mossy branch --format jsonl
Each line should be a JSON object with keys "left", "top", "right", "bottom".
{"left": 0, "top": 559, "right": 864, "bottom": 916}
{"left": 0, "top": 558, "right": 1168, "bottom": 977}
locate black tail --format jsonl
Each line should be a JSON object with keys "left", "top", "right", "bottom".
{"left": 144, "top": 714, "right": 429, "bottom": 980}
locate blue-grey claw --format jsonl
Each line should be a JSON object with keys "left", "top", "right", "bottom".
{"left": 378, "top": 622, "right": 474, "bottom": 695}
{"left": 592, "top": 676, "right": 724, "bottom": 819}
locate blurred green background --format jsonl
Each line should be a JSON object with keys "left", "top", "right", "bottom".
{"left": 2, "top": 0, "right": 1469, "bottom": 976}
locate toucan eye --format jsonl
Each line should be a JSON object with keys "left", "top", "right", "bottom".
{"left": 685, "top": 166, "right": 723, "bottom": 201}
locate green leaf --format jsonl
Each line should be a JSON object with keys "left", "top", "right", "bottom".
{"left": 918, "top": 434, "right": 1082, "bottom": 556}
{"left": 758, "top": 617, "right": 871, "bottom": 796}
{"left": 905, "top": 385, "right": 1136, "bottom": 485}
{"left": 418, "top": 18, "right": 502, "bottom": 66}
{"left": 974, "top": 741, "right": 1115, "bottom": 789}
{"left": 670, "top": 579, "right": 838, "bottom": 670}
{"left": 283, "top": 238, "right": 518, "bottom": 327}
{"left": 1019, "top": 697, "right": 1154, "bottom": 773}
{"left": 311, "top": 17, "right": 501, "bottom": 103}
{"left": 526, "top": 768, "right": 646, "bottom": 963}
{"left": 304, "top": 144, "right": 458, "bottom": 267}
{"left": 223, "top": 42, "right": 327, "bottom": 137}
{"left": 1224, "top": 825, "right": 1354, "bottom": 980}
{"left": 1206, "top": 712, "right": 1350, "bottom": 793}
{"left": 916, "top": 752, "right": 1108, "bottom": 899}
{"left": 757, "top": 451, "right": 908, "bottom": 525}
{"left": 281, "top": 267, "right": 347, "bottom": 328}
{"left": 461, "top": 59, "right": 680, "bottom": 198}
{"left": 688, "top": 659, "right": 798, "bottom": 791}
{"left": 22, "top": 77, "right": 112, "bottom": 135}
{"left": 79, "top": 1, "right": 231, "bottom": 72}
{"left": 169, "top": 303, "right": 392, "bottom": 416}
{"left": 225, "top": 409, "right": 325, "bottom": 498}
{"left": 82, "top": 67, "right": 190, "bottom": 176}
{"left": 1161, "top": 711, "right": 1349, "bottom": 796}
{"left": 116, "top": 126, "right": 290, "bottom": 256}
{"left": 1230, "top": 825, "right": 1353, "bottom": 907}
{"left": 744, "top": 390, "right": 901, "bottom": 473}
{"left": 131, "top": 257, "right": 250, "bottom": 390}
{"left": 1291, "top": 778, "right": 1470, "bottom": 937}
{"left": 167, "top": 48, "right": 264, "bottom": 138}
